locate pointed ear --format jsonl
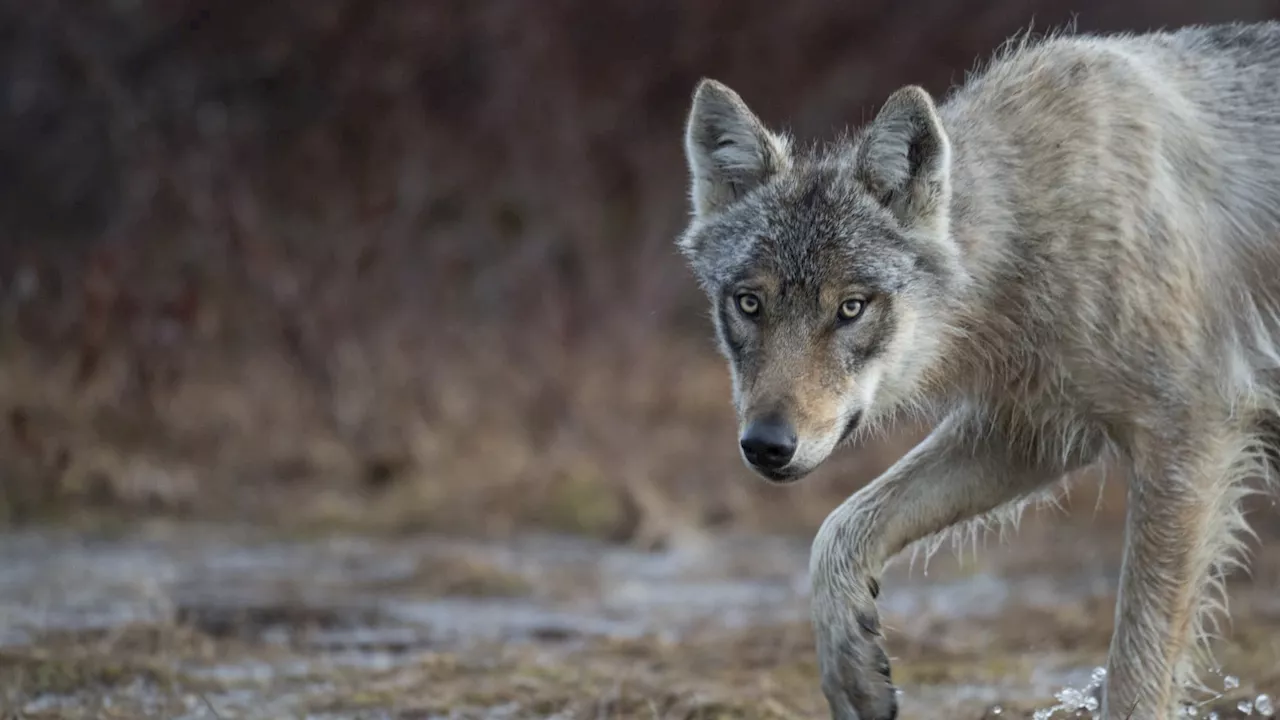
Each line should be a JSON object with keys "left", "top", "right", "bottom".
{"left": 683, "top": 79, "right": 793, "bottom": 218}
{"left": 855, "top": 85, "right": 952, "bottom": 233}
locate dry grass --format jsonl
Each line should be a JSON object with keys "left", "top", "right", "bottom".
{"left": 4, "top": 595, "right": 1279, "bottom": 719}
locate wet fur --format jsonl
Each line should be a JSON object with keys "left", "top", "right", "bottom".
{"left": 677, "top": 20, "right": 1280, "bottom": 720}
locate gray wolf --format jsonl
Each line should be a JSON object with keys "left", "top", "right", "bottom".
{"left": 675, "top": 20, "right": 1280, "bottom": 720}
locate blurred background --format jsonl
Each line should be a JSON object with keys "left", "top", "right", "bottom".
{"left": 5, "top": 3, "right": 1280, "bottom": 718}
{"left": 0, "top": 0, "right": 1278, "bottom": 540}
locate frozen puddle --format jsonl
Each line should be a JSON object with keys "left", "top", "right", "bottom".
{"left": 0, "top": 523, "right": 1111, "bottom": 652}
{"left": 0, "top": 525, "right": 815, "bottom": 652}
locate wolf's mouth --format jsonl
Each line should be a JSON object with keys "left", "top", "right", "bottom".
{"left": 756, "top": 466, "right": 804, "bottom": 484}
{"left": 838, "top": 411, "right": 864, "bottom": 444}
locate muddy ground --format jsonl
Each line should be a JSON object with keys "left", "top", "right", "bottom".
{"left": 2, "top": 496, "right": 1280, "bottom": 720}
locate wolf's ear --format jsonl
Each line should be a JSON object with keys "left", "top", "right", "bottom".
{"left": 856, "top": 85, "right": 952, "bottom": 234}
{"left": 684, "top": 79, "right": 792, "bottom": 219}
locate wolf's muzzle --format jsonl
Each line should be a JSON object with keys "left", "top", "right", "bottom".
{"left": 739, "top": 414, "right": 798, "bottom": 471}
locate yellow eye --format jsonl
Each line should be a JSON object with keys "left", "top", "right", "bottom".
{"left": 838, "top": 298, "right": 866, "bottom": 321}
{"left": 736, "top": 292, "right": 761, "bottom": 316}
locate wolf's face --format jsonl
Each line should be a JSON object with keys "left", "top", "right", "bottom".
{"left": 678, "top": 79, "right": 967, "bottom": 483}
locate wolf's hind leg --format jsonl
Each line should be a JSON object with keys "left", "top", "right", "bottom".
{"left": 1102, "top": 427, "right": 1255, "bottom": 719}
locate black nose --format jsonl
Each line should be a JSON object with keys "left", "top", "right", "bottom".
{"left": 739, "top": 416, "right": 797, "bottom": 470}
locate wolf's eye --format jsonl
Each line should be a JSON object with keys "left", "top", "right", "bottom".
{"left": 838, "top": 298, "right": 866, "bottom": 322}
{"left": 736, "top": 292, "right": 761, "bottom": 317}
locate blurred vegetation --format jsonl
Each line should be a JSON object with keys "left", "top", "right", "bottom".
{"left": 0, "top": 0, "right": 1276, "bottom": 540}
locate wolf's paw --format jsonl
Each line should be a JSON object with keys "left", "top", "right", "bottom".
{"left": 813, "top": 590, "right": 898, "bottom": 720}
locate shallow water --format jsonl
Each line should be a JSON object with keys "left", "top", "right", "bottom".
{"left": 0, "top": 519, "right": 1277, "bottom": 719}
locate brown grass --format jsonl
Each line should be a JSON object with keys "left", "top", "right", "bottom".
{"left": 4, "top": 598, "right": 1279, "bottom": 719}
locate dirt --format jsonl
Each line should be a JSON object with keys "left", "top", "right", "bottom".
{"left": 2, "top": 508, "right": 1280, "bottom": 720}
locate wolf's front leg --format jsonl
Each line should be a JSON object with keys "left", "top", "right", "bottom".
{"left": 810, "top": 408, "right": 1102, "bottom": 720}
{"left": 1103, "top": 429, "right": 1247, "bottom": 720}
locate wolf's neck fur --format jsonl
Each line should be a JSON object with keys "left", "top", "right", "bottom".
{"left": 918, "top": 94, "right": 1035, "bottom": 404}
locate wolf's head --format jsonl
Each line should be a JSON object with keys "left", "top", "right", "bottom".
{"left": 678, "top": 79, "right": 970, "bottom": 483}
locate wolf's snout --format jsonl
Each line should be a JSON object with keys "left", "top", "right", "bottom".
{"left": 739, "top": 415, "right": 797, "bottom": 471}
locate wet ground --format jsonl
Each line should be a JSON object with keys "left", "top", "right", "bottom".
{"left": 2, "top": 510, "right": 1280, "bottom": 719}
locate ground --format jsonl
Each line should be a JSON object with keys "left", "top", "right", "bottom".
{"left": 3, "top": 484, "right": 1280, "bottom": 720}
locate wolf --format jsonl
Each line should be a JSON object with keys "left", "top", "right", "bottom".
{"left": 675, "top": 20, "right": 1280, "bottom": 720}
